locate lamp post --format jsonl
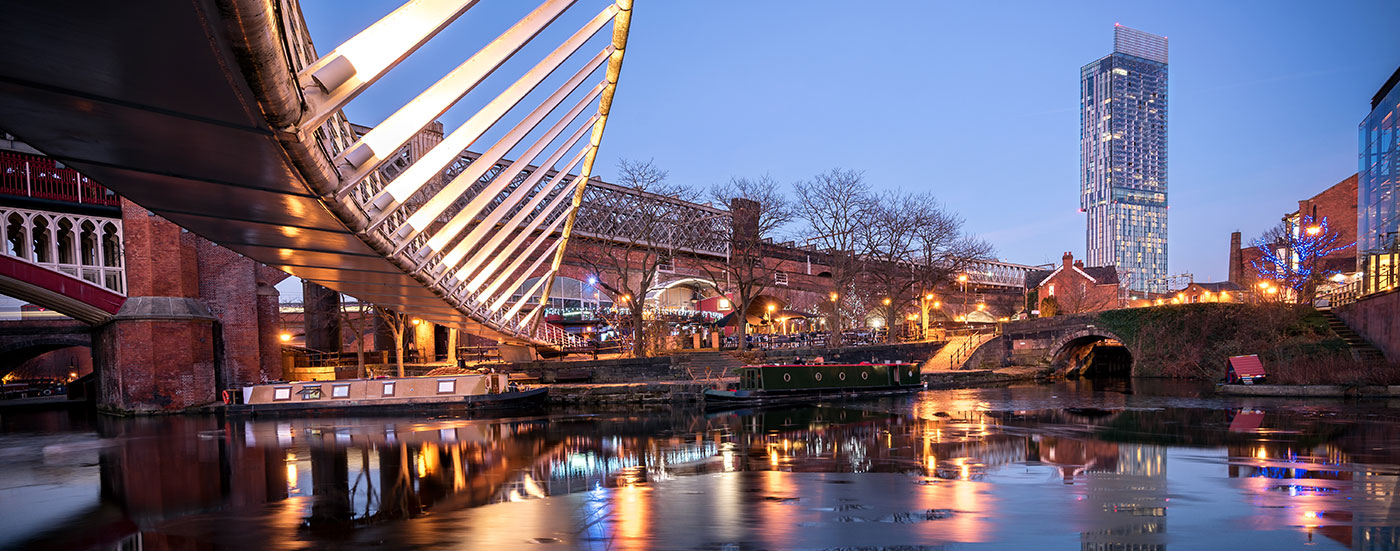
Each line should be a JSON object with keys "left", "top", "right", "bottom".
{"left": 881, "top": 297, "right": 892, "bottom": 342}
{"left": 957, "top": 274, "right": 969, "bottom": 327}
{"left": 920, "top": 293, "right": 935, "bottom": 340}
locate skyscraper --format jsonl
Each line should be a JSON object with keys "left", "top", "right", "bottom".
{"left": 1080, "top": 25, "right": 1168, "bottom": 293}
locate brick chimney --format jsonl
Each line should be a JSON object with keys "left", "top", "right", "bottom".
{"left": 1228, "top": 231, "right": 1243, "bottom": 285}
{"left": 1062, "top": 251, "right": 1073, "bottom": 268}
{"left": 1074, "top": 259, "right": 1085, "bottom": 269}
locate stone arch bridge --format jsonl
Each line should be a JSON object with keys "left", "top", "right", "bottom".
{"left": 994, "top": 313, "right": 1135, "bottom": 376}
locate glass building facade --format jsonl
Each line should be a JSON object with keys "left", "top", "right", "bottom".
{"left": 1081, "top": 25, "right": 1168, "bottom": 293}
{"left": 1359, "top": 67, "right": 1400, "bottom": 295}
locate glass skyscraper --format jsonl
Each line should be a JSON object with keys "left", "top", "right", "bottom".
{"left": 1358, "top": 67, "right": 1399, "bottom": 295}
{"left": 1080, "top": 25, "right": 1168, "bottom": 293}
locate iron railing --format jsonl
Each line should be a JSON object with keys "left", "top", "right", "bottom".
{"left": 0, "top": 151, "right": 120, "bottom": 207}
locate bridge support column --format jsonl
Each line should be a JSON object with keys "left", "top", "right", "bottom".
{"left": 95, "top": 201, "right": 286, "bottom": 413}
{"left": 303, "top": 281, "right": 340, "bottom": 353}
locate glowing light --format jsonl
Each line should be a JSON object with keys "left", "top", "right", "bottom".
{"left": 925, "top": 294, "right": 935, "bottom": 300}
{"left": 957, "top": 274, "right": 968, "bottom": 283}
{"left": 882, "top": 297, "right": 892, "bottom": 306}
{"left": 1306, "top": 225, "right": 1322, "bottom": 236}
{"left": 829, "top": 292, "right": 839, "bottom": 302}
{"left": 976, "top": 303, "right": 986, "bottom": 311}
{"left": 411, "top": 318, "right": 421, "bottom": 326}
{"left": 279, "top": 333, "right": 292, "bottom": 342}
{"left": 717, "top": 298, "right": 731, "bottom": 309}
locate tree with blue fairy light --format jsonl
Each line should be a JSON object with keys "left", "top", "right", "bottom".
{"left": 1250, "top": 215, "right": 1354, "bottom": 304}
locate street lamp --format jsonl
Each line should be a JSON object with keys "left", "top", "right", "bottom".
{"left": 919, "top": 293, "right": 936, "bottom": 341}
{"left": 1306, "top": 225, "right": 1322, "bottom": 236}
{"left": 957, "top": 274, "right": 969, "bottom": 327}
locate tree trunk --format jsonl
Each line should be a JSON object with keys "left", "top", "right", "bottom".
{"left": 356, "top": 347, "right": 365, "bottom": 379}
{"left": 736, "top": 295, "right": 751, "bottom": 350}
{"left": 631, "top": 308, "right": 647, "bottom": 358}
{"left": 394, "top": 329, "right": 404, "bottom": 377}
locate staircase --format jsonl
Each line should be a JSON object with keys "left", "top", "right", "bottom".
{"left": 1320, "top": 310, "right": 1388, "bottom": 364}
{"left": 924, "top": 332, "right": 997, "bottom": 372}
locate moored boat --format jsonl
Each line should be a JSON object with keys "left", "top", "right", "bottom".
{"left": 227, "top": 373, "right": 546, "bottom": 416}
{"left": 704, "top": 362, "right": 924, "bottom": 407}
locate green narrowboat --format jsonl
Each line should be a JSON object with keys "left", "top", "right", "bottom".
{"left": 704, "top": 362, "right": 924, "bottom": 406}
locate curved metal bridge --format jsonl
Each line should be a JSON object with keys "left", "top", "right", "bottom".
{"left": 0, "top": 0, "right": 634, "bottom": 347}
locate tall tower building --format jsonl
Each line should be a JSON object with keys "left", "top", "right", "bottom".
{"left": 1081, "top": 25, "right": 1168, "bottom": 293}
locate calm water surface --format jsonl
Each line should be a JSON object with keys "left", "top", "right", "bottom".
{"left": 2, "top": 380, "right": 1399, "bottom": 550}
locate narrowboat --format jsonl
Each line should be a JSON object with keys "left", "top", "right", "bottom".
{"left": 704, "top": 362, "right": 924, "bottom": 407}
{"left": 227, "top": 373, "right": 547, "bottom": 416}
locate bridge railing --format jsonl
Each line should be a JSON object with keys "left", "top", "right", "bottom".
{"left": 0, "top": 151, "right": 121, "bottom": 207}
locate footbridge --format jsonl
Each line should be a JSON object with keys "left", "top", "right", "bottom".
{"left": 0, "top": 0, "right": 636, "bottom": 347}
{"left": 996, "top": 314, "right": 1134, "bottom": 376}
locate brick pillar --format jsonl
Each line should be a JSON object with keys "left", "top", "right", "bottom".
{"left": 413, "top": 320, "right": 435, "bottom": 362}
{"left": 95, "top": 200, "right": 218, "bottom": 413}
{"left": 302, "top": 281, "right": 341, "bottom": 353}
{"left": 256, "top": 278, "right": 284, "bottom": 383}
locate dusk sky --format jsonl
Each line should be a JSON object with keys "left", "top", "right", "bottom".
{"left": 297, "top": 0, "right": 1400, "bottom": 298}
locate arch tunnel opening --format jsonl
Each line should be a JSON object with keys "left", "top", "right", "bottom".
{"left": 1052, "top": 335, "right": 1132, "bottom": 378}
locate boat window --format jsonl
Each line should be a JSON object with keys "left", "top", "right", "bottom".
{"left": 437, "top": 379, "right": 456, "bottom": 394}
{"left": 382, "top": 382, "right": 395, "bottom": 396}
{"left": 273, "top": 387, "right": 292, "bottom": 401}
{"left": 298, "top": 386, "right": 322, "bottom": 400}
{"left": 332, "top": 384, "right": 350, "bottom": 398}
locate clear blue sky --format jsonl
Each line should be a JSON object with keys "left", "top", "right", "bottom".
{"left": 299, "top": 0, "right": 1400, "bottom": 291}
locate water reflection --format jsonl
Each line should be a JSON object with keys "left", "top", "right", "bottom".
{"left": 1, "top": 383, "right": 1399, "bottom": 549}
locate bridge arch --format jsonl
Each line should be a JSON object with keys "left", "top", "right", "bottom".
{"left": 1047, "top": 327, "right": 1133, "bottom": 377}
{"left": 0, "top": 333, "right": 92, "bottom": 379}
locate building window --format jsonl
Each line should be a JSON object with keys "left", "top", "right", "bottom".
{"left": 332, "top": 384, "right": 350, "bottom": 398}
{"left": 297, "top": 386, "right": 322, "bottom": 400}
{"left": 437, "top": 379, "right": 456, "bottom": 394}
{"left": 1048, "top": 284, "right": 1056, "bottom": 296}
{"left": 382, "top": 382, "right": 396, "bottom": 396}
{"left": 273, "top": 387, "right": 292, "bottom": 401}
{"left": 774, "top": 272, "right": 788, "bottom": 286}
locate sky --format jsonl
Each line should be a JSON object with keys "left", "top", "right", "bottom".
{"left": 286, "top": 0, "right": 1400, "bottom": 300}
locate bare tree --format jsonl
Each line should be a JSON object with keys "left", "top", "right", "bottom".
{"left": 1054, "top": 280, "right": 1116, "bottom": 314}
{"left": 339, "top": 297, "right": 373, "bottom": 378}
{"left": 376, "top": 307, "right": 409, "bottom": 377}
{"left": 696, "top": 174, "right": 793, "bottom": 350}
{"left": 577, "top": 159, "right": 694, "bottom": 357}
{"left": 794, "top": 169, "right": 875, "bottom": 347}
{"left": 820, "top": 189, "right": 993, "bottom": 342}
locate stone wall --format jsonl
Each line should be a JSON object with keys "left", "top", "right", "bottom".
{"left": 1334, "top": 290, "right": 1400, "bottom": 362}
{"left": 513, "top": 355, "right": 676, "bottom": 383}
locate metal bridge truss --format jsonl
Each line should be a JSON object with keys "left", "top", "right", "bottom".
{"left": 964, "top": 259, "right": 1041, "bottom": 289}
{"left": 276, "top": 0, "right": 633, "bottom": 346}
{"left": 573, "top": 180, "right": 732, "bottom": 259}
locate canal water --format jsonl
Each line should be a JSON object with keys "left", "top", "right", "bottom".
{"left": 2, "top": 380, "right": 1398, "bottom": 550}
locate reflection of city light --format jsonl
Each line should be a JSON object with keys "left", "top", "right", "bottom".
{"left": 523, "top": 474, "right": 546, "bottom": 498}
{"left": 286, "top": 461, "right": 298, "bottom": 492}
{"left": 926, "top": 455, "right": 937, "bottom": 475}
{"left": 769, "top": 449, "right": 779, "bottom": 468}
{"left": 1255, "top": 446, "right": 1267, "bottom": 460}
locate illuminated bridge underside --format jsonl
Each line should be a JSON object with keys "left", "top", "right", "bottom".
{"left": 0, "top": 0, "right": 633, "bottom": 346}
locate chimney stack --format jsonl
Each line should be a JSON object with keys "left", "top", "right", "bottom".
{"left": 1228, "top": 231, "right": 1243, "bottom": 284}
{"left": 1074, "top": 260, "right": 1085, "bottom": 269}
{"left": 1062, "top": 251, "right": 1073, "bottom": 268}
